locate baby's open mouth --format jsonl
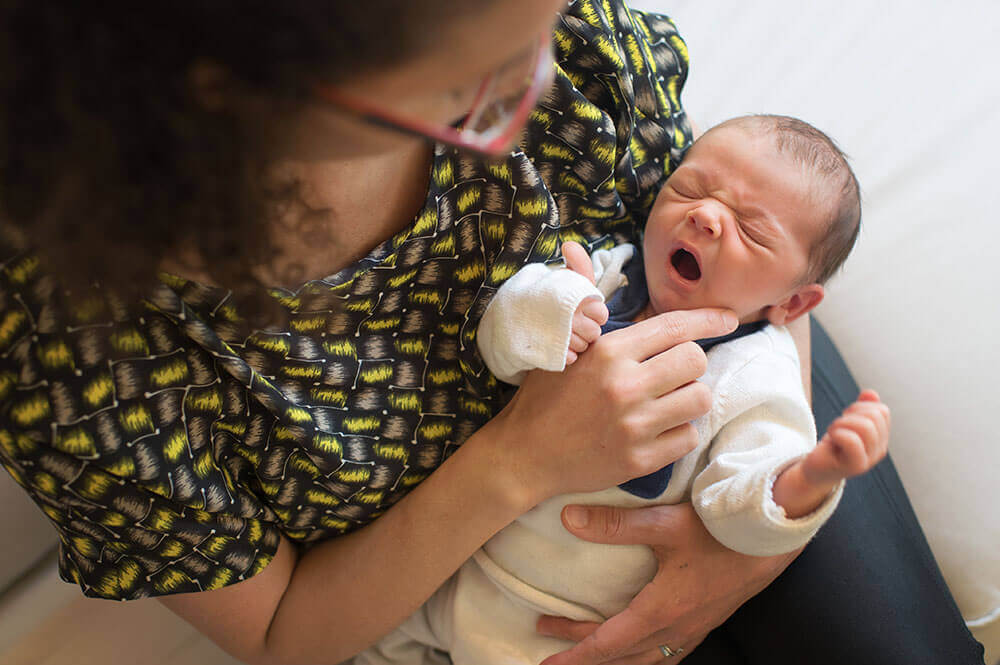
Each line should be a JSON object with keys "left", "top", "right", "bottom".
{"left": 671, "top": 248, "right": 701, "bottom": 281}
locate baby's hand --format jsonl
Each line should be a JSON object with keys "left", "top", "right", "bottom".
{"left": 567, "top": 298, "right": 608, "bottom": 365}
{"left": 562, "top": 241, "right": 609, "bottom": 366}
{"left": 801, "top": 390, "right": 890, "bottom": 484}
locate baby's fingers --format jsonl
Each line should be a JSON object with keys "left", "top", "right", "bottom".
{"left": 572, "top": 303, "right": 605, "bottom": 343}
{"left": 833, "top": 414, "right": 879, "bottom": 448}
{"left": 570, "top": 333, "right": 590, "bottom": 354}
{"left": 857, "top": 389, "right": 881, "bottom": 403}
{"left": 843, "top": 400, "right": 891, "bottom": 447}
{"left": 825, "top": 426, "right": 869, "bottom": 475}
{"left": 829, "top": 414, "right": 885, "bottom": 474}
{"left": 581, "top": 298, "right": 610, "bottom": 327}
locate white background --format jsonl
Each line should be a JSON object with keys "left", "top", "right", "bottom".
{"left": 631, "top": 0, "right": 1000, "bottom": 658}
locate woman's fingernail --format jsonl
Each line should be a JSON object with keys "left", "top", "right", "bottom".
{"left": 565, "top": 506, "right": 589, "bottom": 529}
{"left": 724, "top": 311, "right": 738, "bottom": 329}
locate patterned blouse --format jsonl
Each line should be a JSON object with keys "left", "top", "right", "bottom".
{"left": 0, "top": 0, "right": 692, "bottom": 600}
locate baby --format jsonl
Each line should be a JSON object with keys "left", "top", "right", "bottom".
{"left": 357, "top": 115, "right": 890, "bottom": 665}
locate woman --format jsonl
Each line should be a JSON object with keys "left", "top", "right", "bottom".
{"left": 0, "top": 1, "right": 983, "bottom": 664}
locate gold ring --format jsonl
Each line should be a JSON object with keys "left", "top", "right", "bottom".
{"left": 659, "top": 644, "right": 684, "bottom": 658}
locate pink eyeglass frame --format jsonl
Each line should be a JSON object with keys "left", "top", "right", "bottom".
{"left": 312, "top": 35, "right": 554, "bottom": 157}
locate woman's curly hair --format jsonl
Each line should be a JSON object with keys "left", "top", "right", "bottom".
{"left": 0, "top": 1, "right": 487, "bottom": 299}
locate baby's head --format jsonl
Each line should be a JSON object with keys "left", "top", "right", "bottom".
{"left": 643, "top": 114, "right": 861, "bottom": 325}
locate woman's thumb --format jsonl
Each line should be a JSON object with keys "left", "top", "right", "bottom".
{"left": 562, "top": 241, "right": 596, "bottom": 285}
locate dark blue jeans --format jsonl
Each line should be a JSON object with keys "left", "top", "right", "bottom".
{"left": 685, "top": 319, "right": 986, "bottom": 664}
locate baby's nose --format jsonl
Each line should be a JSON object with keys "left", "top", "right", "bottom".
{"left": 687, "top": 209, "right": 722, "bottom": 238}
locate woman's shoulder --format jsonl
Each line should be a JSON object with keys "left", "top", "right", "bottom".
{"left": 557, "top": 0, "right": 690, "bottom": 103}
{"left": 530, "top": 0, "right": 692, "bottom": 236}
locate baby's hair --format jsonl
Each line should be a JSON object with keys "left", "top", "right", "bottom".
{"left": 709, "top": 114, "right": 862, "bottom": 284}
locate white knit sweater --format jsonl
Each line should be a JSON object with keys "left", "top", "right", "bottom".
{"left": 475, "top": 324, "right": 842, "bottom": 624}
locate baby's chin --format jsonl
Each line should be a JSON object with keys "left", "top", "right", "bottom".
{"left": 646, "top": 292, "right": 714, "bottom": 316}
{"left": 648, "top": 292, "right": 765, "bottom": 324}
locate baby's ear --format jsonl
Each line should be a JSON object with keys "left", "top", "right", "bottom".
{"left": 765, "top": 283, "right": 824, "bottom": 326}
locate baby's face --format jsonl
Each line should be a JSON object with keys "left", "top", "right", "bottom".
{"left": 643, "top": 126, "right": 827, "bottom": 324}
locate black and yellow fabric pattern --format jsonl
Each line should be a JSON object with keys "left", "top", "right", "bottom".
{"left": 0, "top": 0, "right": 692, "bottom": 600}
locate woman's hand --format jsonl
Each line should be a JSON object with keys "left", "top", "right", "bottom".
{"left": 483, "top": 308, "right": 737, "bottom": 506}
{"left": 536, "top": 502, "right": 799, "bottom": 664}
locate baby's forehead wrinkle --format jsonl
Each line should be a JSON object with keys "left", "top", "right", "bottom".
{"left": 680, "top": 145, "right": 803, "bottom": 245}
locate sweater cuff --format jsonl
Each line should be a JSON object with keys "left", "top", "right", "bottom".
{"left": 477, "top": 264, "right": 603, "bottom": 385}
{"left": 700, "top": 455, "right": 845, "bottom": 557}
{"left": 750, "top": 456, "right": 845, "bottom": 556}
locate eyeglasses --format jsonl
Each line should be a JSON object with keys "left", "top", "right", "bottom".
{"left": 313, "top": 35, "right": 554, "bottom": 157}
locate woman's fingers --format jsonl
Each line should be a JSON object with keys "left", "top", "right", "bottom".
{"left": 656, "top": 381, "right": 713, "bottom": 427}
{"left": 608, "top": 309, "right": 736, "bottom": 362}
{"left": 538, "top": 625, "right": 678, "bottom": 665}
{"left": 544, "top": 642, "right": 682, "bottom": 665}
{"left": 503, "top": 309, "right": 732, "bottom": 499}
{"left": 642, "top": 422, "right": 701, "bottom": 469}
{"left": 641, "top": 345, "right": 713, "bottom": 399}
{"left": 539, "top": 598, "right": 669, "bottom": 665}
{"left": 547, "top": 503, "right": 798, "bottom": 664}
{"left": 537, "top": 616, "right": 601, "bottom": 644}
{"left": 563, "top": 241, "right": 597, "bottom": 284}
{"left": 538, "top": 616, "right": 702, "bottom": 665}
{"left": 617, "top": 627, "right": 706, "bottom": 664}
{"left": 561, "top": 503, "right": 687, "bottom": 547}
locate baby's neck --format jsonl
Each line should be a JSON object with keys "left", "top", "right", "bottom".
{"left": 632, "top": 300, "right": 765, "bottom": 327}
{"left": 632, "top": 300, "right": 659, "bottom": 323}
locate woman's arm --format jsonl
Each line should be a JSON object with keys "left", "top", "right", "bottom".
{"left": 160, "top": 431, "right": 532, "bottom": 665}
{"left": 160, "top": 307, "right": 738, "bottom": 665}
